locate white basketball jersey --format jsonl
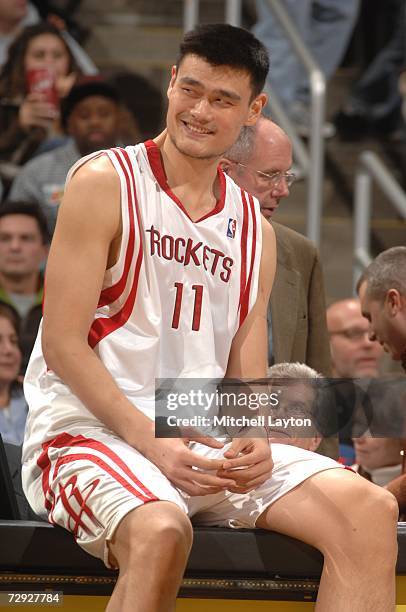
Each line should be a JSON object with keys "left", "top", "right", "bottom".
{"left": 23, "top": 142, "right": 262, "bottom": 457}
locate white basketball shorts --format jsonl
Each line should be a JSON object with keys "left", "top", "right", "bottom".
{"left": 22, "top": 426, "right": 342, "bottom": 567}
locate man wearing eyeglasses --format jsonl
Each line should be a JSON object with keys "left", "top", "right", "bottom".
{"left": 221, "top": 116, "right": 336, "bottom": 458}
{"left": 221, "top": 115, "right": 331, "bottom": 376}
{"left": 327, "top": 298, "right": 384, "bottom": 378}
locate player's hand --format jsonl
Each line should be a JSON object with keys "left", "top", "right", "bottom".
{"left": 19, "top": 93, "right": 58, "bottom": 131}
{"left": 217, "top": 436, "right": 273, "bottom": 493}
{"left": 146, "top": 436, "right": 237, "bottom": 497}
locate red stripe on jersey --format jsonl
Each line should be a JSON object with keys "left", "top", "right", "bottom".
{"left": 88, "top": 149, "right": 143, "bottom": 348}
{"left": 97, "top": 148, "right": 136, "bottom": 308}
{"left": 144, "top": 139, "right": 226, "bottom": 223}
{"left": 239, "top": 194, "right": 257, "bottom": 326}
{"left": 37, "top": 432, "right": 158, "bottom": 514}
{"left": 238, "top": 189, "right": 249, "bottom": 326}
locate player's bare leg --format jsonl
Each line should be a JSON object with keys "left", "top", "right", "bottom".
{"left": 256, "top": 468, "right": 398, "bottom": 612}
{"left": 106, "top": 501, "right": 193, "bottom": 612}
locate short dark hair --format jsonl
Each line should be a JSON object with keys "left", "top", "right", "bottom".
{"left": 177, "top": 24, "right": 269, "bottom": 98}
{"left": 357, "top": 246, "right": 406, "bottom": 299}
{"left": 60, "top": 76, "right": 120, "bottom": 129}
{"left": 109, "top": 71, "right": 164, "bottom": 139}
{"left": 0, "top": 201, "right": 50, "bottom": 244}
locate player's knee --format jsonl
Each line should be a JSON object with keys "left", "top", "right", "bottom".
{"left": 333, "top": 484, "right": 398, "bottom": 562}
{"left": 356, "top": 485, "right": 398, "bottom": 531}
{"left": 130, "top": 503, "right": 193, "bottom": 558}
{"left": 148, "top": 505, "right": 193, "bottom": 551}
{"left": 110, "top": 502, "right": 193, "bottom": 570}
{"left": 358, "top": 487, "right": 398, "bottom": 569}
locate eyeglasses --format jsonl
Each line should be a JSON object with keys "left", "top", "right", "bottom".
{"left": 236, "top": 162, "right": 296, "bottom": 188}
{"left": 329, "top": 328, "right": 370, "bottom": 341}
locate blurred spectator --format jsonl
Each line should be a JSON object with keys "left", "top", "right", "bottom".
{"left": 327, "top": 298, "right": 384, "bottom": 378}
{"left": 358, "top": 246, "right": 406, "bottom": 372}
{"left": 267, "top": 361, "right": 323, "bottom": 452}
{"left": 0, "top": 0, "right": 38, "bottom": 68}
{"left": 0, "top": 303, "right": 27, "bottom": 445}
{"left": 335, "top": 0, "right": 406, "bottom": 140}
{"left": 10, "top": 77, "right": 121, "bottom": 235}
{"left": 0, "top": 1, "right": 97, "bottom": 74}
{"left": 0, "top": 201, "right": 48, "bottom": 372}
{"left": 252, "top": 0, "right": 360, "bottom": 136}
{"left": 351, "top": 376, "right": 406, "bottom": 516}
{"left": 327, "top": 297, "right": 384, "bottom": 464}
{"left": 352, "top": 435, "right": 403, "bottom": 486}
{"left": 109, "top": 71, "right": 164, "bottom": 144}
{"left": 0, "top": 23, "right": 79, "bottom": 189}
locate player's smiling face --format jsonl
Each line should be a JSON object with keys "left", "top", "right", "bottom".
{"left": 166, "top": 54, "right": 265, "bottom": 160}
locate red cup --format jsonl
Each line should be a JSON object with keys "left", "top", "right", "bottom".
{"left": 26, "top": 67, "right": 59, "bottom": 110}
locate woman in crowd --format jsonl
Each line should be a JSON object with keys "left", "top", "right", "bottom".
{"left": 0, "top": 23, "right": 79, "bottom": 190}
{"left": 0, "top": 304, "right": 27, "bottom": 446}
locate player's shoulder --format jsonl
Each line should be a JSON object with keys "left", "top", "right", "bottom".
{"left": 68, "top": 151, "right": 121, "bottom": 194}
{"left": 59, "top": 151, "right": 123, "bottom": 230}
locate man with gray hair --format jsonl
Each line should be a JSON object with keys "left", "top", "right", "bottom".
{"left": 358, "top": 246, "right": 406, "bottom": 371}
{"left": 267, "top": 362, "right": 323, "bottom": 452}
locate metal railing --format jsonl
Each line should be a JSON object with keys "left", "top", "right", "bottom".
{"left": 182, "top": 0, "right": 326, "bottom": 247}
{"left": 353, "top": 150, "right": 406, "bottom": 290}
{"left": 264, "top": 0, "right": 325, "bottom": 246}
{"left": 183, "top": 0, "right": 242, "bottom": 30}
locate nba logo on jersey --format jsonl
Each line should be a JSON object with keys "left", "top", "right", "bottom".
{"left": 227, "top": 218, "right": 237, "bottom": 238}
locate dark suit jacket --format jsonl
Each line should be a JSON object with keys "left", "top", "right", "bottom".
{"left": 270, "top": 222, "right": 331, "bottom": 373}
{"left": 269, "top": 222, "right": 337, "bottom": 458}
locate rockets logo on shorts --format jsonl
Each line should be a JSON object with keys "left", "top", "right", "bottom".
{"left": 227, "top": 218, "right": 237, "bottom": 238}
{"left": 53, "top": 475, "right": 103, "bottom": 538}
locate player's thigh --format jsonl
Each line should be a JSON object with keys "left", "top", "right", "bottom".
{"left": 256, "top": 468, "right": 396, "bottom": 550}
{"left": 29, "top": 429, "right": 188, "bottom": 565}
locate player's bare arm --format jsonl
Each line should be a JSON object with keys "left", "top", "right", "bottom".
{"left": 219, "top": 217, "right": 276, "bottom": 492}
{"left": 43, "top": 155, "right": 233, "bottom": 496}
{"left": 226, "top": 215, "right": 275, "bottom": 378}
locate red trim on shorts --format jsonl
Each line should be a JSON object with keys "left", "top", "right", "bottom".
{"left": 144, "top": 139, "right": 226, "bottom": 223}
{"left": 54, "top": 453, "right": 154, "bottom": 502}
{"left": 238, "top": 189, "right": 249, "bottom": 327}
{"left": 239, "top": 194, "right": 257, "bottom": 326}
{"left": 37, "top": 432, "right": 159, "bottom": 515}
{"left": 88, "top": 148, "right": 144, "bottom": 348}
{"left": 97, "top": 148, "right": 136, "bottom": 308}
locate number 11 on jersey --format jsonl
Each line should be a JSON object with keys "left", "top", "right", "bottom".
{"left": 171, "top": 283, "right": 203, "bottom": 331}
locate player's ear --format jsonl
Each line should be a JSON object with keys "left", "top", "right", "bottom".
{"left": 309, "top": 436, "right": 322, "bottom": 452}
{"left": 245, "top": 92, "right": 267, "bottom": 126}
{"left": 386, "top": 288, "right": 402, "bottom": 315}
{"left": 167, "top": 65, "right": 177, "bottom": 98}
